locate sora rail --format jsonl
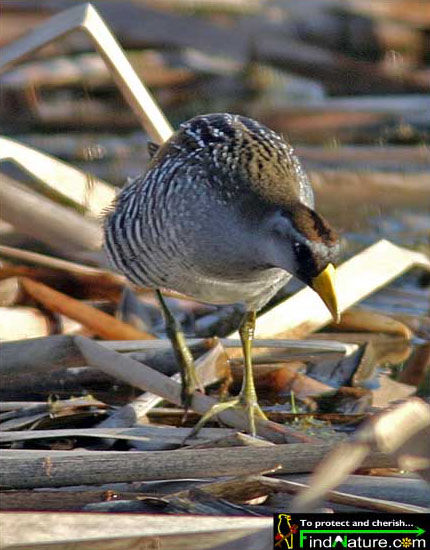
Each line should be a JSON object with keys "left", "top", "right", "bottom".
{"left": 104, "top": 113, "right": 340, "bottom": 436}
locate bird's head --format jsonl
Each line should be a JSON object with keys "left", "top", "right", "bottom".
{"left": 264, "top": 202, "right": 341, "bottom": 322}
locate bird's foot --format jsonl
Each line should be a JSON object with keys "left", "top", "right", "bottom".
{"left": 186, "top": 391, "right": 267, "bottom": 441}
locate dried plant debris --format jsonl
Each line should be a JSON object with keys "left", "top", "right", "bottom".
{"left": 0, "top": 174, "right": 102, "bottom": 257}
{"left": 0, "top": 136, "right": 116, "bottom": 217}
{"left": 0, "top": 442, "right": 395, "bottom": 491}
{"left": 74, "top": 337, "right": 321, "bottom": 444}
{"left": 0, "top": 426, "right": 240, "bottom": 452}
{"left": 291, "top": 398, "right": 430, "bottom": 511}
{"left": 331, "top": 307, "right": 413, "bottom": 339}
{"left": 0, "top": 512, "right": 273, "bottom": 550}
{"left": 0, "top": 4, "right": 173, "bottom": 142}
{"left": 0, "top": 3, "right": 429, "bottom": 546}
{"left": 0, "top": 396, "right": 110, "bottom": 435}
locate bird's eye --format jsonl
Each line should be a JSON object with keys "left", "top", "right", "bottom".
{"left": 293, "top": 242, "right": 311, "bottom": 264}
{"left": 294, "top": 241, "right": 306, "bottom": 256}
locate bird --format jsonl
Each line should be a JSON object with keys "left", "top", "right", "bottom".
{"left": 104, "top": 113, "right": 340, "bottom": 436}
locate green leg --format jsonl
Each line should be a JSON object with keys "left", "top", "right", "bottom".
{"left": 186, "top": 310, "right": 267, "bottom": 439}
{"left": 237, "top": 310, "right": 267, "bottom": 435}
{"left": 156, "top": 289, "right": 202, "bottom": 409}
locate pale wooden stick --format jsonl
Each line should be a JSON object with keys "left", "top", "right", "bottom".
{"left": 0, "top": 512, "right": 271, "bottom": 550}
{"left": 0, "top": 244, "right": 125, "bottom": 283}
{"left": 0, "top": 335, "right": 84, "bottom": 377}
{"left": 96, "top": 343, "right": 228, "bottom": 434}
{"left": 0, "top": 3, "right": 173, "bottom": 143}
{"left": 318, "top": 485, "right": 430, "bottom": 513}
{"left": 0, "top": 402, "right": 46, "bottom": 412}
{"left": 0, "top": 335, "right": 353, "bottom": 379}
{"left": 0, "top": 174, "right": 102, "bottom": 253}
{"left": 75, "top": 336, "right": 321, "bottom": 444}
{"left": 292, "top": 398, "right": 430, "bottom": 511}
{"left": 100, "top": 338, "right": 357, "bottom": 354}
{"left": 178, "top": 475, "right": 429, "bottom": 513}
{"left": 233, "top": 239, "right": 430, "bottom": 340}
{"left": 0, "top": 306, "right": 51, "bottom": 341}
{"left": 0, "top": 426, "right": 235, "bottom": 445}
{"left": 82, "top": 4, "right": 173, "bottom": 142}
{"left": 0, "top": 136, "right": 116, "bottom": 217}
{"left": 185, "top": 432, "right": 276, "bottom": 449}
{"left": 0, "top": 444, "right": 394, "bottom": 489}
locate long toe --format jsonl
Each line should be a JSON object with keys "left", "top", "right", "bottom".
{"left": 184, "top": 397, "right": 240, "bottom": 442}
{"left": 185, "top": 394, "right": 268, "bottom": 442}
{"left": 241, "top": 400, "right": 268, "bottom": 437}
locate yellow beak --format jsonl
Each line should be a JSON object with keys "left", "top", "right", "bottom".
{"left": 311, "top": 263, "right": 340, "bottom": 323}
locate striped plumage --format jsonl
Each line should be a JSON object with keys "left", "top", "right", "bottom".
{"left": 104, "top": 113, "right": 339, "bottom": 311}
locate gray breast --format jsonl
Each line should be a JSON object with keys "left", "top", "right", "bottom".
{"left": 104, "top": 177, "right": 291, "bottom": 310}
{"left": 163, "top": 266, "right": 291, "bottom": 311}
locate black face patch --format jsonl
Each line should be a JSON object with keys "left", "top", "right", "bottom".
{"left": 293, "top": 238, "right": 340, "bottom": 285}
{"left": 293, "top": 242, "right": 319, "bottom": 285}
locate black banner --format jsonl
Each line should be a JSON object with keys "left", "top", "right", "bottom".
{"left": 273, "top": 513, "right": 429, "bottom": 550}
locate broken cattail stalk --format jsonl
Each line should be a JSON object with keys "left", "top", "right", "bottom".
{"left": 0, "top": 136, "right": 116, "bottom": 217}
{"left": 292, "top": 398, "right": 430, "bottom": 511}
{"left": 0, "top": 174, "right": 102, "bottom": 255}
{"left": 0, "top": 277, "right": 24, "bottom": 307}
{"left": 99, "top": 338, "right": 357, "bottom": 354}
{"left": 20, "top": 278, "right": 154, "bottom": 341}
{"left": 0, "top": 306, "right": 53, "bottom": 341}
{"left": 96, "top": 343, "right": 230, "bottom": 445}
{"left": 0, "top": 3, "right": 173, "bottom": 143}
{"left": 0, "top": 245, "right": 124, "bottom": 283}
{"left": 0, "top": 443, "right": 394, "bottom": 489}
{"left": 0, "top": 512, "right": 271, "bottom": 549}
{"left": 0, "top": 425, "right": 237, "bottom": 446}
{"left": 330, "top": 307, "right": 413, "bottom": 339}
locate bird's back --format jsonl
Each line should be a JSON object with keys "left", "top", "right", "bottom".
{"left": 104, "top": 113, "right": 315, "bottom": 309}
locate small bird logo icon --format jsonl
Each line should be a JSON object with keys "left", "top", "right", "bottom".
{"left": 275, "top": 514, "right": 299, "bottom": 549}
